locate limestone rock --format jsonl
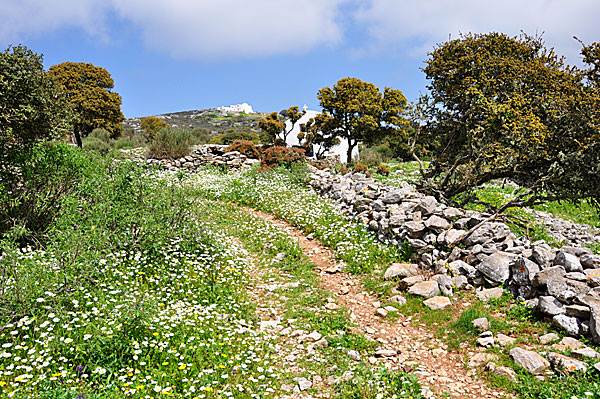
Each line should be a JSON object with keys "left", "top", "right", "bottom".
{"left": 476, "top": 287, "right": 504, "bottom": 302}
{"left": 464, "top": 222, "right": 511, "bottom": 246}
{"left": 436, "top": 274, "right": 454, "bottom": 296}
{"left": 532, "top": 266, "right": 566, "bottom": 288}
{"left": 548, "top": 352, "right": 588, "bottom": 374}
{"left": 546, "top": 277, "right": 590, "bottom": 303}
{"left": 509, "top": 348, "right": 550, "bottom": 375}
{"left": 553, "top": 251, "right": 583, "bottom": 273}
{"left": 537, "top": 296, "right": 566, "bottom": 316}
{"left": 408, "top": 280, "right": 440, "bottom": 299}
{"left": 581, "top": 254, "right": 600, "bottom": 269}
{"left": 448, "top": 260, "right": 477, "bottom": 279}
{"left": 472, "top": 317, "right": 489, "bottom": 333}
{"left": 572, "top": 347, "right": 600, "bottom": 360}
{"left": 539, "top": 333, "right": 560, "bottom": 345}
{"left": 423, "top": 296, "right": 452, "bottom": 310}
{"left": 383, "top": 263, "right": 419, "bottom": 280}
{"left": 424, "top": 215, "right": 450, "bottom": 230}
{"left": 496, "top": 333, "right": 516, "bottom": 347}
{"left": 552, "top": 314, "right": 580, "bottom": 336}
{"left": 478, "top": 252, "right": 514, "bottom": 286}
{"left": 552, "top": 337, "right": 584, "bottom": 351}
{"left": 399, "top": 275, "right": 425, "bottom": 290}
{"left": 452, "top": 275, "right": 469, "bottom": 290}
{"left": 389, "top": 295, "right": 407, "bottom": 305}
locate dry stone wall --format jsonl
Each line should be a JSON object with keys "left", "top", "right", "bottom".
{"left": 128, "top": 144, "right": 260, "bottom": 172}
{"left": 308, "top": 166, "right": 600, "bottom": 343}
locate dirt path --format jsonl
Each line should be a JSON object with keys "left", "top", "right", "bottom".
{"left": 244, "top": 207, "right": 513, "bottom": 399}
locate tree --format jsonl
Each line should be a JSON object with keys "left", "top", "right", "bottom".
{"left": 48, "top": 62, "right": 124, "bottom": 147}
{"left": 298, "top": 115, "right": 340, "bottom": 158}
{"left": 279, "top": 106, "right": 306, "bottom": 143}
{"left": 140, "top": 116, "right": 169, "bottom": 139}
{"left": 0, "top": 45, "right": 72, "bottom": 147}
{"left": 313, "top": 77, "right": 407, "bottom": 163}
{"left": 258, "top": 112, "right": 285, "bottom": 145}
{"left": 420, "top": 32, "right": 600, "bottom": 210}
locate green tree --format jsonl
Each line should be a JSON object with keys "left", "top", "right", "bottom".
{"left": 48, "top": 62, "right": 124, "bottom": 147}
{"left": 279, "top": 106, "right": 306, "bottom": 143}
{"left": 421, "top": 32, "right": 600, "bottom": 209}
{"left": 298, "top": 115, "right": 340, "bottom": 158}
{"left": 140, "top": 116, "right": 169, "bottom": 139}
{"left": 258, "top": 112, "right": 285, "bottom": 145}
{"left": 0, "top": 45, "right": 72, "bottom": 147}
{"left": 314, "top": 77, "right": 407, "bottom": 163}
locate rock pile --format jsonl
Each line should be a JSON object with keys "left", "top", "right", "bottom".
{"left": 308, "top": 167, "right": 600, "bottom": 343}
{"left": 129, "top": 144, "right": 260, "bottom": 171}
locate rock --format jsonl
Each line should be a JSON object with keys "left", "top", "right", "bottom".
{"left": 311, "top": 338, "right": 329, "bottom": 349}
{"left": 436, "top": 274, "right": 454, "bottom": 296}
{"left": 405, "top": 221, "right": 426, "bottom": 235}
{"left": 423, "top": 296, "right": 452, "bottom": 310}
{"left": 383, "top": 263, "right": 419, "bottom": 280}
{"left": 546, "top": 277, "right": 590, "bottom": 303}
{"left": 375, "top": 308, "right": 388, "bottom": 317}
{"left": 537, "top": 296, "right": 566, "bottom": 316}
{"left": 509, "top": 348, "right": 550, "bottom": 375}
{"left": 590, "top": 301, "right": 600, "bottom": 344}
{"left": 464, "top": 222, "right": 511, "bottom": 246}
{"left": 539, "top": 333, "right": 560, "bottom": 345}
{"left": 381, "top": 190, "right": 404, "bottom": 204}
{"left": 375, "top": 349, "right": 397, "bottom": 357}
{"left": 389, "top": 295, "right": 407, "bottom": 305}
{"left": 595, "top": 363, "right": 600, "bottom": 373}
{"left": 415, "top": 196, "right": 438, "bottom": 214}
{"left": 304, "top": 331, "right": 322, "bottom": 342}
{"left": 347, "top": 350, "right": 361, "bottom": 361}
{"left": 532, "top": 246, "right": 554, "bottom": 268}
{"left": 408, "top": 280, "right": 440, "bottom": 299}
{"left": 532, "top": 266, "right": 566, "bottom": 288}
{"left": 572, "top": 347, "right": 600, "bottom": 360}
{"left": 553, "top": 251, "right": 583, "bottom": 273}
{"left": 548, "top": 352, "right": 588, "bottom": 374}
{"left": 552, "top": 337, "right": 584, "bottom": 351}
{"left": 472, "top": 317, "right": 489, "bottom": 332}
{"left": 552, "top": 314, "right": 580, "bottom": 336}
{"left": 476, "top": 287, "right": 504, "bottom": 302}
{"left": 399, "top": 275, "right": 426, "bottom": 290}
{"left": 295, "top": 377, "right": 312, "bottom": 391}
{"left": 468, "top": 353, "right": 498, "bottom": 368}
{"left": 452, "top": 275, "right": 469, "bottom": 290}
{"left": 384, "top": 306, "right": 398, "bottom": 313}
{"left": 443, "top": 229, "right": 465, "bottom": 245}
{"left": 581, "top": 254, "right": 600, "bottom": 269}
{"left": 424, "top": 215, "right": 450, "bottom": 230}
{"left": 489, "top": 365, "right": 518, "bottom": 382}
{"left": 565, "top": 304, "right": 591, "bottom": 319}
{"left": 496, "top": 333, "right": 516, "bottom": 347}
{"left": 511, "top": 256, "right": 541, "bottom": 285}
{"left": 448, "top": 260, "right": 477, "bottom": 279}
{"left": 478, "top": 252, "right": 515, "bottom": 286}
{"left": 477, "top": 332, "right": 495, "bottom": 348}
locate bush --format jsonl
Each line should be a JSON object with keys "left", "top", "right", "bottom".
{"left": 147, "top": 128, "right": 192, "bottom": 159}
{"left": 353, "top": 163, "right": 369, "bottom": 174}
{"left": 113, "top": 136, "right": 145, "bottom": 150}
{"left": 261, "top": 146, "right": 305, "bottom": 169}
{"left": 82, "top": 136, "right": 112, "bottom": 155}
{"left": 358, "top": 145, "right": 385, "bottom": 167}
{"left": 87, "top": 128, "right": 112, "bottom": 143}
{"left": 376, "top": 164, "right": 390, "bottom": 176}
{"left": 226, "top": 140, "right": 261, "bottom": 159}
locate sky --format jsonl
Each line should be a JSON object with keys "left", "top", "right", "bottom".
{"left": 1, "top": 0, "right": 599, "bottom": 118}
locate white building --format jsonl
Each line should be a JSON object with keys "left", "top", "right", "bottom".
{"left": 284, "top": 105, "right": 358, "bottom": 164}
{"left": 218, "top": 103, "right": 254, "bottom": 114}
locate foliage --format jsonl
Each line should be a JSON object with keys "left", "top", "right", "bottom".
{"left": 258, "top": 112, "right": 286, "bottom": 146}
{"left": 146, "top": 128, "right": 192, "bottom": 159}
{"left": 140, "top": 116, "right": 168, "bottom": 138}
{"left": 261, "top": 146, "right": 305, "bottom": 168}
{"left": 0, "top": 45, "right": 72, "bottom": 147}
{"left": 82, "top": 136, "right": 112, "bottom": 155}
{"left": 0, "top": 143, "right": 95, "bottom": 242}
{"left": 278, "top": 106, "right": 306, "bottom": 143}
{"left": 352, "top": 163, "right": 369, "bottom": 174}
{"left": 48, "top": 62, "right": 124, "bottom": 147}
{"left": 226, "top": 139, "right": 262, "bottom": 159}
{"left": 420, "top": 32, "right": 600, "bottom": 210}
{"left": 376, "top": 164, "right": 390, "bottom": 176}
{"left": 313, "top": 77, "right": 408, "bottom": 163}
{"left": 298, "top": 115, "right": 340, "bottom": 158}
{"left": 209, "top": 129, "right": 260, "bottom": 145}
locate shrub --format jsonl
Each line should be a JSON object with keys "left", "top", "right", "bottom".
{"left": 226, "top": 140, "right": 262, "bottom": 159}
{"left": 87, "top": 128, "right": 112, "bottom": 143}
{"left": 353, "top": 163, "right": 369, "bottom": 174}
{"left": 113, "top": 136, "right": 145, "bottom": 150}
{"left": 82, "top": 136, "right": 112, "bottom": 155}
{"left": 261, "top": 146, "right": 305, "bottom": 168}
{"left": 147, "top": 128, "right": 192, "bottom": 159}
{"left": 377, "top": 164, "right": 390, "bottom": 176}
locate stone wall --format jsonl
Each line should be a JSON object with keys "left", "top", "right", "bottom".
{"left": 128, "top": 144, "right": 260, "bottom": 171}
{"left": 308, "top": 166, "right": 600, "bottom": 343}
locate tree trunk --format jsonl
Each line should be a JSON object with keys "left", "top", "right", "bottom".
{"left": 74, "top": 130, "right": 82, "bottom": 148}
{"left": 346, "top": 141, "right": 355, "bottom": 164}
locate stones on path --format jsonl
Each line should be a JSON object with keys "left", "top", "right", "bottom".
{"left": 548, "top": 352, "right": 588, "bottom": 374}
{"left": 552, "top": 337, "right": 584, "bottom": 351}
{"left": 423, "top": 296, "right": 452, "bottom": 310}
{"left": 475, "top": 287, "right": 504, "bottom": 302}
{"left": 509, "top": 348, "right": 550, "bottom": 375}
{"left": 539, "top": 333, "right": 560, "bottom": 345}
{"left": 472, "top": 317, "right": 489, "bottom": 333}
{"left": 486, "top": 363, "right": 518, "bottom": 382}
{"left": 347, "top": 350, "right": 361, "bottom": 361}
{"left": 477, "top": 332, "right": 495, "bottom": 348}
{"left": 408, "top": 280, "right": 440, "bottom": 299}
{"left": 383, "top": 263, "right": 419, "bottom": 280}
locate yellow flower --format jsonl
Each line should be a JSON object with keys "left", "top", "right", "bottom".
{"left": 178, "top": 365, "right": 186, "bottom": 370}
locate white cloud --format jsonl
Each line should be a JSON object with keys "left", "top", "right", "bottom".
{"left": 111, "top": 0, "right": 347, "bottom": 60}
{"left": 0, "top": 0, "right": 110, "bottom": 43}
{"left": 354, "top": 0, "right": 600, "bottom": 64}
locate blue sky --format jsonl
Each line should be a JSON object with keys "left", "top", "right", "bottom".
{"left": 2, "top": 0, "right": 599, "bottom": 118}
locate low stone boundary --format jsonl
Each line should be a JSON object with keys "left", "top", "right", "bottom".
{"left": 308, "top": 166, "right": 600, "bottom": 343}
